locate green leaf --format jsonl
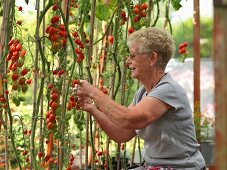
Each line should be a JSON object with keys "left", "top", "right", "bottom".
{"left": 0, "top": 1, "right": 3, "bottom": 16}
{"left": 95, "top": 4, "right": 112, "bottom": 21}
{"left": 98, "top": 0, "right": 116, "bottom": 6}
{"left": 171, "top": 0, "right": 182, "bottom": 11}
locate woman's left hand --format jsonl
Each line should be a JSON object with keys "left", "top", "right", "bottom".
{"left": 76, "top": 96, "right": 94, "bottom": 112}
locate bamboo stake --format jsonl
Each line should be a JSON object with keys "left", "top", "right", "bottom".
{"left": 1, "top": 0, "right": 21, "bottom": 169}
{"left": 38, "top": 0, "right": 46, "bottom": 161}
{"left": 130, "top": 136, "right": 137, "bottom": 167}
{"left": 29, "top": 0, "right": 41, "bottom": 169}
{"left": 146, "top": 0, "right": 154, "bottom": 27}
{"left": 84, "top": 0, "right": 96, "bottom": 169}
{"left": 58, "top": 0, "right": 70, "bottom": 169}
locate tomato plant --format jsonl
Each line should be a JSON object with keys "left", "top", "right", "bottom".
{"left": 0, "top": 0, "right": 183, "bottom": 169}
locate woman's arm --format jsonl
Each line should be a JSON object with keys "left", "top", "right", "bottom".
{"left": 77, "top": 97, "right": 136, "bottom": 144}
{"left": 89, "top": 106, "right": 136, "bottom": 144}
{"left": 76, "top": 81, "right": 170, "bottom": 130}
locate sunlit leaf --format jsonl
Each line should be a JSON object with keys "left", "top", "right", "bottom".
{"left": 171, "top": 0, "right": 182, "bottom": 11}
{"left": 0, "top": 1, "right": 3, "bottom": 16}
{"left": 95, "top": 4, "right": 112, "bottom": 21}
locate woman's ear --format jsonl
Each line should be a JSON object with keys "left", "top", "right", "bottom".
{"left": 149, "top": 51, "right": 158, "bottom": 66}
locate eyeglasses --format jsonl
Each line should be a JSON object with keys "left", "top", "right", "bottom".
{"left": 128, "top": 52, "right": 152, "bottom": 59}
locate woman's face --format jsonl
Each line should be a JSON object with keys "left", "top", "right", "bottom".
{"left": 126, "top": 42, "right": 152, "bottom": 81}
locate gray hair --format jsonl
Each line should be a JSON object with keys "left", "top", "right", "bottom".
{"left": 127, "top": 27, "right": 175, "bottom": 70}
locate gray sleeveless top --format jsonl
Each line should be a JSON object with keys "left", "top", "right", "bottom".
{"left": 132, "top": 73, "right": 205, "bottom": 169}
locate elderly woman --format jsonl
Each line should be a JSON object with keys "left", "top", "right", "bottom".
{"left": 75, "top": 27, "right": 206, "bottom": 170}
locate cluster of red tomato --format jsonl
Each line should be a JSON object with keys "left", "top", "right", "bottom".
{"left": 72, "top": 31, "right": 89, "bottom": 63}
{"left": 0, "top": 92, "right": 7, "bottom": 109}
{"left": 65, "top": 154, "right": 75, "bottom": 170}
{"left": 132, "top": 3, "right": 148, "bottom": 23}
{"left": 16, "top": 6, "right": 23, "bottom": 25}
{"left": 21, "top": 150, "right": 30, "bottom": 163}
{"left": 45, "top": 4, "right": 67, "bottom": 53}
{"left": 120, "top": 10, "right": 128, "bottom": 25}
{"left": 38, "top": 153, "right": 56, "bottom": 167}
{"left": 7, "top": 38, "right": 31, "bottom": 93}
{"left": 178, "top": 41, "right": 189, "bottom": 55}
{"left": 69, "top": 0, "right": 78, "bottom": 16}
{"left": 46, "top": 84, "right": 60, "bottom": 131}
{"left": 69, "top": 0, "right": 78, "bottom": 8}
{"left": 93, "top": 150, "right": 104, "bottom": 165}
{"left": 67, "top": 79, "right": 81, "bottom": 111}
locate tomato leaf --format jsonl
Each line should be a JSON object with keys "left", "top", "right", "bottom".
{"left": 0, "top": 1, "right": 3, "bottom": 16}
{"left": 171, "top": 0, "right": 182, "bottom": 11}
{"left": 95, "top": 4, "right": 112, "bottom": 21}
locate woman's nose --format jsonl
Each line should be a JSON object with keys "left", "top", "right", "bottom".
{"left": 126, "top": 56, "right": 131, "bottom": 64}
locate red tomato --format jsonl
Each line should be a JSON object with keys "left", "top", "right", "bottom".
{"left": 72, "top": 31, "right": 78, "bottom": 37}
{"left": 51, "top": 93, "right": 59, "bottom": 101}
{"left": 37, "top": 152, "right": 44, "bottom": 158}
{"left": 47, "top": 122, "right": 53, "bottom": 130}
{"left": 52, "top": 4, "right": 58, "bottom": 11}
{"left": 16, "top": 20, "right": 22, "bottom": 25}
{"left": 133, "top": 7, "right": 140, "bottom": 15}
{"left": 47, "top": 84, "right": 54, "bottom": 89}
{"left": 74, "top": 38, "right": 82, "bottom": 45}
{"left": 22, "top": 150, "right": 28, "bottom": 156}
{"left": 8, "top": 39, "right": 14, "bottom": 46}
{"left": 128, "top": 27, "right": 134, "bottom": 34}
{"left": 20, "top": 68, "right": 28, "bottom": 76}
{"left": 141, "top": 3, "right": 148, "bottom": 10}
{"left": 74, "top": 48, "right": 81, "bottom": 54}
{"left": 26, "top": 79, "right": 32, "bottom": 85}
{"left": 108, "top": 35, "right": 114, "bottom": 45}
{"left": 11, "top": 72, "right": 19, "bottom": 81}
{"left": 51, "top": 102, "right": 58, "bottom": 111}
{"left": 16, "top": 43, "right": 22, "bottom": 51}
{"left": 18, "top": 6, "right": 23, "bottom": 11}
{"left": 49, "top": 114, "right": 56, "bottom": 122}
{"left": 20, "top": 49, "right": 27, "bottom": 57}
{"left": 121, "top": 10, "right": 126, "bottom": 18}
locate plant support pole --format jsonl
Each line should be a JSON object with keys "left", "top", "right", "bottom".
{"left": 193, "top": 0, "right": 201, "bottom": 143}
{"left": 213, "top": 0, "right": 227, "bottom": 169}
